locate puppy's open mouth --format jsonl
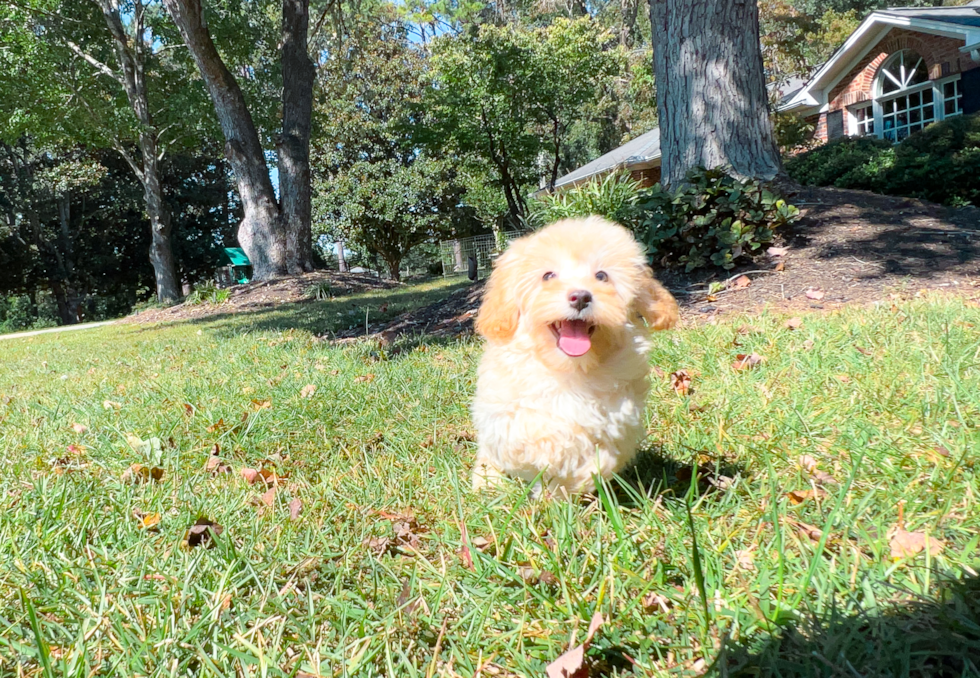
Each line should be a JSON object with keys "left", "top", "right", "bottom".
{"left": 550, "top": 320, "right": 596, "bottom": 357}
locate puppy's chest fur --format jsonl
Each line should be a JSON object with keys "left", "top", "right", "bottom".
{"left": 473, "top": 333, "right": 651, "bottom": 485}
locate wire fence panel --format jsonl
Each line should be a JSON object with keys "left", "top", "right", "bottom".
{"left": 438, "top": 232, "right": 522, "bottom": 279}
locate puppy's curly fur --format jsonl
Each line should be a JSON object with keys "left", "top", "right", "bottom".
{"left": 471, "top": 217, "right": 678, "bottom": 494}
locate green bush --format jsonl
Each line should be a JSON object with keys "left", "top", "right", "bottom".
{"left": 525, "top": 171, "right": 641, "bottom": 229}
{"left": 634, "top": 167, "right": 801, "bottom": 271}
{"left": 785, "top": 136, "right": 893, "bottom": 190}
{"left": 185, "top": 281, "right": 230, "bottom": 306}
{"left": 786, "top": 113, "right": 980, "bottom": 207}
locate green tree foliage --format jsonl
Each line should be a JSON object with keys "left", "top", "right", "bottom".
{"left": 427, "top": 17, "right": 625, "bottom": 226}
{"left": 312, "top": 20, "right": 477, "bottom": 281}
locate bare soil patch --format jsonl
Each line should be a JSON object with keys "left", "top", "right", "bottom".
{"left": 124, "top": 271, "right": 397, "bottom": 325}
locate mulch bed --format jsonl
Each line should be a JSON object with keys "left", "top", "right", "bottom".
{"left": 340, "top": 186, "right": 980, "bottom": 342}
{"left": 124, "top": 271, "right": 397, "bottom": 325}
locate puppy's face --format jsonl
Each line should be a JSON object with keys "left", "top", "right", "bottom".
{"left": 476, "top": 217, "right": 678, "bottom": 371}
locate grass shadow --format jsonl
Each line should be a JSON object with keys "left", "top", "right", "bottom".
{"left": 612, "top": 445, "right": 746, "bottom": 507}
{"left": 718, "top": 573, "right": 980, "bottom": 677}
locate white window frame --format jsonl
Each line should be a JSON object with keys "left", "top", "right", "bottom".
{"left": 848, "top": 102, "right": 875, "bottom": 137}
{"left": 848, "top": 49, "right": 967, "bottom": 143}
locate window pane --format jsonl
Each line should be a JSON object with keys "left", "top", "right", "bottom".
{"left": 944, "top": 81, "right": 955, "bottom": 98}
{"left": 897, "top": 97, "right": 907, "bottom": 111}
{"left": 884, "top": 100, "right": 895, "bottom": 114}
{"left": 923, "top": 89, "right": 934, "bottom": 104}
{"left": 911, "top": 59, "right": 928, "bottom": 85}
{"left": 923, "top": 106, "right": 935, "bottom": 122}
{"left": 911, "top": 123, "right": 921, "bottom": 133}
{"left": 910, "top": 109, "right": 920, "bottom": 123}
{"left": 946, "top": 100, "right": 956, "bottom": 115}
{"left": 885, "top": 129, "right": 896, "bottom": 141}
{"left": 910, "top": 92, "right": 920, "bottom": 107}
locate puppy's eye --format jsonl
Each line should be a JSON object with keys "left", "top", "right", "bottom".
{"left": 542, "top": 271, "right": 556, "bottom": 281}
{"left": 595, "top": 271, "right": 609, "bottom": 282}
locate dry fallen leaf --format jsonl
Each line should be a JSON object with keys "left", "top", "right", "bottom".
{"left": 354, "top": 373, "right": 376, "bottom": 384}
{"left": 786, "top": 488, "right": 828, "bottom": 505}
{"left": 888, "top": 526, "right": 944, "bottom": 559}
{"left": 122, "top": 463, "right": 164, "bottom": 484}
{"left": 300, "top": 384, "right": 316, "bottom": 399}
{"left": 641, "top": 592, "right": 672, "bottom": 614}
{"left": 102, "top": 400, "right": 122, "bottom": 411}
{"left": 670, "top": 370, "right": 692, "bottom": 396}
{"left": 732, "top": 353, "right": 764, "bottom": 371}
{"left": 774, "top": 261, "right": 786, "bottom": 272}
{"left": 731, "top": 275, "right": 751, "bottom": 289}
{"left": 251, "top": 399, "right": 272, "bottom": 410}
{"left": 734, "top": 549, "right": 756, "bottom": 571}
{"left": 182, "top": 403, "right": 194, "bottom": 417}
{"left": 805, "top": 288, "right": 825, "bottom": 300}
{"left": 206, "top": 419, "right": 226, "bottom": 433}
{"left": 803, "top": 339, "right": 815, "bottom": 351}
{"left": 184, "top": 517, "right": 224, "bottom": 549}
{"left": 71, "top": 423, "right": 88, "bottom": 434}
{"left": 767, "top": 246, "right": 789, "bottom": 257}
{"left": 288, "top": 497, "right": 303, "bottom": 521}
{"left": 258, "top": 486, "right": 276, "bottom": 508}
{"left": 136, "top": 512, "right": 162, "bottom": 531}
{"left": 784, "top": 317, "right": 802, "bottom": 330}
{"left": 545, "top": 612, "right": 604, "bottom": 678}
{"left": 854, "top": 345, "right": 874, "bottom": 356}
{"left": 736, "top": 324, "right": 763, "bottom": 336}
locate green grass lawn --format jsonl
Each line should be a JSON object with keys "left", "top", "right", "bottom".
{"left": 1, "top": 282, "right": 979, "bottom": 677}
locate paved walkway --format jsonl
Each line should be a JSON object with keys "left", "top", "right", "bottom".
{"left": 0, "top": 320, "right": 116, "bottom": 342}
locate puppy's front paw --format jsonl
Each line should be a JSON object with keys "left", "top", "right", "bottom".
{"left": 471, "top": 458, "right": 506, "bottom": 492}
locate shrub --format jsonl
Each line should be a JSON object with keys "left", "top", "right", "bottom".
{"left": 786, "top": 113, "right": 980, "bottom": 207}
{"left": 634, "top": 167, "right": 801, "bottom": 271}
{"left": 525, "top": 171, "right": 641, "bottom": 229}
{"left": 785, "top": 136, "right": 893, "bottom": 190}
{"left": 185, "top": 281, "right": 230, "bottom": 306}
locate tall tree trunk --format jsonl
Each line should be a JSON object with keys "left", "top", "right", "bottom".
{"left": 95, "top": 0, "right": 182, "bottom": 302}
{"left": 649, "top": 0, "right": 783, "bottom": 188}
{"left": 280, "top": 0, "right": 315, "bottom": 274}
{"left": 163, "top": 0, "right": 316, "bottom": 280}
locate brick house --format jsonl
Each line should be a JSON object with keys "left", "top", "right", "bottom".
{"left": 780, "top": 3, "right": 980, "bottom": 142}
{"left": 550, "top": 3, "right": 980, "bottom": 192}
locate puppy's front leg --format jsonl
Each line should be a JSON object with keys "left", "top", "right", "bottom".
{"left": 471, "top": 455, "right": 507, "bottom": 491}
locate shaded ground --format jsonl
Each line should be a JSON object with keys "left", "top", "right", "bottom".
{"left": 338, "top": 187, "right": 980, "bottom": 341}
{"left": 124, "top": 271, "right": 397, "bottom": 325}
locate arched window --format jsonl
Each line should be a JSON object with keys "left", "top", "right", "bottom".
{"left": 876, "top": 50, "right": 934, "bottom": 141}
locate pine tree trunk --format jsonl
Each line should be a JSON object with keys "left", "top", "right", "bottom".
{"left": 162, "top": 0, "right": 288, "bottom": 280}
{"left": 649, "top": 0, "right": 783, "bottom": 188}
{"left": 279, "top": 0, "right": 315, "bottom": 274}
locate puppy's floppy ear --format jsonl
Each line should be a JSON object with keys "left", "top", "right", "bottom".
{"left": 476, "top": 246, "right": 521, "bottom": 342}
{"left": 632, "top": 265, "right": 678, "bottom": 331}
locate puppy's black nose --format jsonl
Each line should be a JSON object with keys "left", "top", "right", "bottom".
{"left": 568, "top": 289, "right": 592, "bottom": 311}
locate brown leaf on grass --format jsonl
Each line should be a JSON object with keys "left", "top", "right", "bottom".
{"left": 71, "top": 423, "right": 88, "bottom": 434}
{"left": 935, "top": 445, "right": 951, "bottom": 458}
{"left": 786, "top": 488, "right": 828, "bottom": 505}
{"left": 785, "top": 517, "right": 823, "bottom": 543}
{"left": 797, "top": 455, "right": 838, "bottom": 486}
{"left": 184, "top": 517, "right": 223, "bottom": 549}
{"left": 651, "top": 365, "right": 665, "bottom": 378}
{"left": 836, "top": 374, "right": 851, "bottom": 383}
{"left": 206, "top": 453, "right": 231, "bottom": 475}
{"left": 805, "top": 288, "right": 825, "bottom": 300}
{"left": 730, "top": 275, "right": 751, "bottom": 289}
{"left": 66, "top": 444, "right": 84, "bottom": 456}
{"left": 182, "top": 403, "right": 194, "bottom": 417}
{"left": 774, "top": 261, "right": 786, "bottom": 272}
{"left": 366, "top": 511, "right": 426, "bottom": 556}
{"left": 736, "top": 324, "right": 763, "bottom": 335}
{"left": 251, "top": 399, "right": 272, "bottom": 410}
{"left": 354, "top": 373, "right": 376, "bottom": 384}
{"left": 732, "top": 353, "right": 764, "bottom": 371}
{"left": 134, "top": 511, "right": 161, "bottom": 531}
{"left": 254, "top": 486, "right": 276, "bottom": 508}
{"left": 300, "top": 384, "right": 316, "bottom": 399}
{"left": 803, "top": 339, "right": 815, "bottom": 351}
{"left": 545, "top": 612, "right": 604, "bottom": 678}
{"left": 206, "top": 419, "right": 226, "bottom": 433}
{"left": 854, "top": 345, "right": 874, "bottom": 356}
{"left": 241, "top": 467, "right": 279, "bottom": 486}
{"left": 122, "top": 463, "right": 164, "bottom": 484}
{"left": 734, "top": 549, "right": 756, "bottom": 571}
{"left": 641, "top": 592, "right": 672, "bottom": 614}
{"left": 288, "top": 497, "right": 303, "bottom": 521}
{"left": 888, "top": 527, "right": 944, "bottom": 559}
{"left": 784, "top": 317, "right": 803, "bottom": 330}
{"left": 670, "top": 370, "right": 692, "bottom": 396}
{"left": 102, "top": 400, "right": 122, "bottom": 411}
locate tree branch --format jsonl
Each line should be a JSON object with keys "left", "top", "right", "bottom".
{"left": 110, "top": 139, "right": 145, "bottom": 184}
{"left": 65, "top": 40, "right": 122, "bottom": 84}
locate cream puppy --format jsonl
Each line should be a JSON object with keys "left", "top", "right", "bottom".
{"left": 471, "top": 216, "right": 678, "bottom": 494}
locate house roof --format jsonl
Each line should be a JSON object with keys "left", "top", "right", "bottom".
{"left": 552, "top": 127, "right": 661, "bottom": 191}
{"left": 782, "top": 4, "right": 980, "bottom": 112}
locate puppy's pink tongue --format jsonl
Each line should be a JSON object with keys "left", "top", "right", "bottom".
{"left": 557, "top": 320, "right": 592, "bottom": 357}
